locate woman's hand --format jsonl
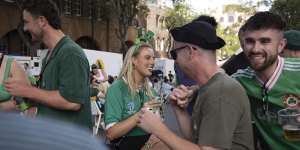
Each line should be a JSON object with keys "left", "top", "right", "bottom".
{"left": 144, "top": 100, "right": 161, "bottom": 109}
{"left": 138, "top": 107, "right": 163, "bottom": 134}
{"left": 168, "top": 85, "right": 193, "bottom": 109}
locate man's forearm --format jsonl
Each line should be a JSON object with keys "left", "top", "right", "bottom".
{"left": 106, "top": 113, "right": 139, "bottom": 140}
{"left": 172, "top": 106, "right": 193, "bottom": 140}
{"left": 25, "top": 86, "right": 80, "bottom": 111}
{"left": 153, "top": 123, "right": 200, "bottom": 150}
{"left": 0, "top": 100, "right": 16, "bottom": 111}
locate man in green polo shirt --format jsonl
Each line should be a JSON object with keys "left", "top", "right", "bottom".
{"left": 4, "top": 0, "right": 91, "bottom": 129}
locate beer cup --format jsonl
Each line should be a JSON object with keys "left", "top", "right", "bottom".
{"left": 278, "top": 108, "right": 300, "bottom": 141}
{"left": 145, "top": 97, "right": 163, "bottom": 118}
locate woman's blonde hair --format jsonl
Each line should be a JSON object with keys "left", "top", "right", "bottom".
{"left": 118, "top": 43, "right": 154, "bottom": 98}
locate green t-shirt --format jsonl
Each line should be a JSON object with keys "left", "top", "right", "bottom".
{"left": 38, "top": 36, "right": 91, "bottom": 129}
{"left": 232, "top": 57, "right": 300, "bottom": 149}
{"left": 104, "top": 78, "right": 157, "bottom": 136}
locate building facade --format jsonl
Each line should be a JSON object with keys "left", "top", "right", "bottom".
{"left": 0, "top": 0, "right": 170, "bottom": 58}
{"left": 146, "top": 0, "right": 169, "bottom": 58}
{"left": 0, "top": 0, "right": 121, "bottom": 56}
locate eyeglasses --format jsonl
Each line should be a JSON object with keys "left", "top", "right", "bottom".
{"left": 169, "top": 45, "right": 188, "bottom": 60}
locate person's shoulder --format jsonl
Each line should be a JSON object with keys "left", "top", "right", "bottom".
{"left": 0, "top": 112, "right": 108, "bottom": 150}
{"left": 214, "top": 74, "right": 250, "bottom": 106}
{"left": 108, "top": 79, "right": 126, "bottom": 91}
{"left": 283, "top": 57, "right": 300, "bottom": 72}
{"left": 60, "top": 37, "right": 85, "bottom": 54}
{"left": 217, "top": 73, "right": 244, "bottom": 88}
{"left": 213, "top": 73, "right": 247, "bottom": 97}
{"left": 231, "top": 67, "right": 255, "bottom": 79}
{"left": 58, "top": 38, "right": 88, "bottom": 64}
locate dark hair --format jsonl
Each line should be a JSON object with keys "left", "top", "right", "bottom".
{"left": 22, "top": 0, "right": 61, "bottom": 29}
{"left": 108, "top": 75, "right": 114, "bottom": 84}
{"left": 91, "top": 64, "right": 98, "bottom": 70}
{"left": 244, "top": 11, "right": 286, "bottom": 32}
{"left": 238, "top": 24, "right": 247, "bottom": 42}
{"left": 192, "top": 15, "right": 218, "bottom": 29}
{"left": 164, "top": 76, "right": 169, "bottom": 83}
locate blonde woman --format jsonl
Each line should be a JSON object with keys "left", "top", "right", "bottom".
{"left": 0, "top": 53, "right": 30, "bottom": 111}
{"left": 104, "top": 43, "right": 158, "bottom": 150}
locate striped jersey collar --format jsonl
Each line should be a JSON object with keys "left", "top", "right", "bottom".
{"left": 256, "top": 56, "right": 284, "bottom": 91}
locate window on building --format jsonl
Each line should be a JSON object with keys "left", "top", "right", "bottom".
{"left": 160, "top": 38, "right": 164, "bottom": 52}
{"left": 96, "top": 1, "right": 103, "bottom": 21}
{"left": 238, "top": 16, "right": 243, "bottom": 22}
{"left": 228, "top": 15, "right": 234, "bottom": 23}
{"left": 52, "top": 0, "right": 62, "bottom": 12}
{"left": 220, "top": 17, "right": 224, "bottom": 23}
{"left": 88, "top": 0, "right": 93, "bottom": 19}
{"left": 147, "top": 0, "right": 157, "bottom": 4}
{"left": 81, "top": 0, "right": 91, "bottom": 17}
{"left": 72, "top": 0, "right": 82, "bottom": 16}
{"left": 155, "top": 37, "right": 160, "bottom": 51}
{"left": 156, "top": 15, "right": 160, "bottom": 28}
{"left": 64, "top": 0, "right": 72, "bottom": 15}
{"left": 159, "top": 16, "right": 165, "bottom": 29}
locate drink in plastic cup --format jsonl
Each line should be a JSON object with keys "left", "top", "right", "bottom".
{"left": 278, "top": 108, "right": 300, "bottom": 141}
{"left": 146, "top": 97, "right": 163, "bottom": 118}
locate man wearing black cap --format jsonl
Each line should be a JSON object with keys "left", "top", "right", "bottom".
{"left": 174, "top": 15, "right": 219, "bottom": 115}
{"left": 138, "top": 21, "right": 254, "bottom": 150}
{"left": 280, "top": 30, "right": 300, "bottom": 58}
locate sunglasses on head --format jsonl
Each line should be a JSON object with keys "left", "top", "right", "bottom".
{"left": 169, "top": 45, "right": 188, "bottom": 60}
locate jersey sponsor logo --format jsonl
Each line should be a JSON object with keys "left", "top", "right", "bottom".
{"left": 283, "top": 94, "right": 300, "bottom": 109}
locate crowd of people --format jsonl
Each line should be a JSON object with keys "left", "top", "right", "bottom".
{"left": 1, "top": 0, "right": 300, "bottom": 150}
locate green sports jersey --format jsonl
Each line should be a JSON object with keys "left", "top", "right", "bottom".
{"left": 104, "top": 78, "right": 157, "bottom": 137}
{"left": 232, "top": 57, "right": 300, "bottom": 149}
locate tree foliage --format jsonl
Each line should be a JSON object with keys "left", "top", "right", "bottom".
{"left": 223, "top": 4, "right": 256, "bottom": 14}
{"left": 171, "top": 0, "right": 186, "bottom": 4}
{"left": 165, "top": 3, "right": 197, "bottom": 30}
{"left": 217, "top": 4, "right": 257, "bottom": 59}
{"left": 270, "top": 0, "right": 300, "bottom": 30}
{"left": 109, "top": 0, "right": 148, "bottom": 56}
{"left": 217, "top": 27, "right": 240, "bottom": 60}
{"left": 239, "top": 0, "right": 272, "bottom": 8}
{"left": 164, "top": 2, "right": 197, "bottom": 51}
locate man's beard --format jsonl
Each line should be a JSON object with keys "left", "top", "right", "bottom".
{"left": 250, "top": 52, "right": 278, "bottom": 72}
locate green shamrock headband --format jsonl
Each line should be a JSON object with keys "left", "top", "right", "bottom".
{"left": 133, "top": 28, "right": 155, "bottom": 54}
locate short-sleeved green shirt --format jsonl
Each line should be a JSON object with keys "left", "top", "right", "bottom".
{"left": 38, "top": 36, "right": 91, "bottom": 129}
{"left": 104, "top": 78, "right": 156, "bottom": 136}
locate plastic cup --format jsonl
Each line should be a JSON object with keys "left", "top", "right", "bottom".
{"left": 278, "top": 108, "right": 300, "bottom": 141}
